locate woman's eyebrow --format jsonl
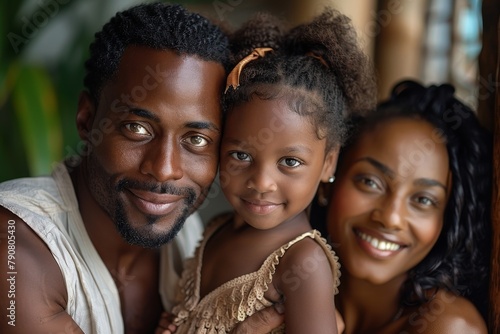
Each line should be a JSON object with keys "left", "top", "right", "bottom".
{"left": 414, "top": 178, "right": 447, "bottom": 191}
{"left": 357, "top": 157, "right": 396, "bottom": 179}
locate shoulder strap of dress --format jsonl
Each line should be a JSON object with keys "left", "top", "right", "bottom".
{"left": 258, "top": 229, "right": 341, "bottom": 294}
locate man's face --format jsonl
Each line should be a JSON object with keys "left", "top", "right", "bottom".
{"left": 80, "top": 46, "right": 225, "bottom": 248}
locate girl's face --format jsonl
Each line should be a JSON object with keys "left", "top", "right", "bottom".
{"left": 327, "top": 118, "right": 451, "bottom": 284}
{"left": 220, "top": 97, "right": 337, "bottom": 230}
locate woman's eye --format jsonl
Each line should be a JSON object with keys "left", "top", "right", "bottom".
{"left": 230, "top": 152, "right": 251, "bottom": 161}
{"left": 354, "top": 175, "right": 382, "bottom": 191}
{"left": 125, "top": 123, "right": 150, "bottom": 136}
{"left": 415, "top": 196, "right": 436, "bottom": 207}
{"left": 279, "top": 157, "right": 302, "bottom": 168}
{"left": 186, "top": 135, "right": 209, "bottom": 147}
{"left": 362, "top": 178, "right": 378, "bottom": 189}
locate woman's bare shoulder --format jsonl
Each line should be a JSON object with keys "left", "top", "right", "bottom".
{"left": 397, "top": 289, "right": 487, "bottom": 334}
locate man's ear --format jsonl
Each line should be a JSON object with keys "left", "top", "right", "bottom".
{"left": 76, "top": 91, "right": 96, "bottom": 141}
{"left": 320, "top": 147, "right": 340, "bottom": 183}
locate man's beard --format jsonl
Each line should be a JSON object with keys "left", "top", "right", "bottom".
{"left": 113, "top": 179, "right": 197, "bottom": 248}
{"left": 113, "top": 200, "right": 189, "bottom": 248}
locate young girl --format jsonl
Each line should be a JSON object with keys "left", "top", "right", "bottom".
{"left": 161, "top": 9, "right": 376, "bottom": 334}
{"left": 317, "top": 80, "right": 491, "bottom": 333}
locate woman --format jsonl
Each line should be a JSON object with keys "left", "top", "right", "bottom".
{"left": 314, "top": 80, "right": 492, "bottom": 333}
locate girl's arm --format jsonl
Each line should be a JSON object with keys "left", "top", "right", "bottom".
{"left": 274, "top": 238, "right": 339, "bottom": 334}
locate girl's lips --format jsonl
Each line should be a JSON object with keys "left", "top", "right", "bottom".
{"left": 241, "top": 198, "right": 281, "bottom": 215}
{"left": 354, "top": 228, "right": 407, "bottom": 258}
{"left": 127, "top": 189, "right": 183, "bottom": 216}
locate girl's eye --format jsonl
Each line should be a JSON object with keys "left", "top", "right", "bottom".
{"left": 230, "top": 152, "right": 251, "bottom": 162}
{"left": 125, "top": 123, "right": 151, "bottom": 136}
{"left": 279, "top": 157, "right": 302, "bottom": 168}
{"left": 185, "top": 135, "right": 209, "bottom": 147}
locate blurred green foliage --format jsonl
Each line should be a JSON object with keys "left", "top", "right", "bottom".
{"left": 0, "top": 0, "right": 148, "bottom": 181}
{"left": 0, "top": 0, "right": 276, "bottom": 182}
{"left": 1, "top": 0, "right": 83, "bottom": 180}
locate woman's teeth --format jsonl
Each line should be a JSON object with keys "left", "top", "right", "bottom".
{"left": 358, "top": 231, "right": 401, "bottom": 251}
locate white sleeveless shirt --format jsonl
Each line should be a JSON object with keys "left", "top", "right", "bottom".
{"left": 0, "top": 163, "right": 203, "bottom": 333}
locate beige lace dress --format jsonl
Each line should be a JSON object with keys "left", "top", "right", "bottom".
{"left": 171, "top": 214, "right": 341, "bottom": 333}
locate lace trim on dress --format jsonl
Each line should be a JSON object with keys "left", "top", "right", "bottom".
{"left": 172, "top": 213, "right": 340, "bottom": 333}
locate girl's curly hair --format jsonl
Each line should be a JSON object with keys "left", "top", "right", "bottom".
{"left": 223, "top": 8, "right": 376, "bottom": 151}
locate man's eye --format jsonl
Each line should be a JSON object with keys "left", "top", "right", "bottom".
{"left": 125, "top": 123, "right": 150, "bottom": 136}
{"left": 187, "top": 135, "right": 209, "bottom": 147}
{"left": 230, "top": 152, "right": 251, "bottom": 161}
{"left": 279, "top": 157, "right": 301, "bottom": 168}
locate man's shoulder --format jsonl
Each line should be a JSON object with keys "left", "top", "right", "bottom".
{"left": 0, "top": 175, "right": 58, "bottom": 202}
{"left": 0, "top": 174, "right": 64, "bottom": 219}
{"left": 0, "top": 174, "right": 55, "bottom": 189}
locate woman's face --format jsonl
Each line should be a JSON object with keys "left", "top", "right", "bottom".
{"left": 327, "top": 118, "right": 451, "bottom": 284}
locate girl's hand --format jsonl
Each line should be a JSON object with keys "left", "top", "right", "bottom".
{"left": 155, "top": 311, "right": 177, "bottom": 334}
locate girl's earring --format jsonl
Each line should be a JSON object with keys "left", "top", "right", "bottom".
{"left": 328, "top": 176, "right": 335, "bottom": 183}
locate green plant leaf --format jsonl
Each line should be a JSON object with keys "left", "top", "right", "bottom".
{"left": 12, "top": 65, "right": 62, "bottom": 176}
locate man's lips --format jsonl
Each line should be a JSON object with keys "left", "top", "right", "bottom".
{"left": 241, "top": 198, "right": 281, "bottom": 215}
{"left": 126, "top": 188, "right": 184, "bottom": 216}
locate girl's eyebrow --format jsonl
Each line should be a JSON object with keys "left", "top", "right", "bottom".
{"left": 279, "top": 145, "right": 313, "bottom": 154}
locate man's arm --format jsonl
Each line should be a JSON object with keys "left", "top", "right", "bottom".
{"left": 0, "top": 207, "right": 83, "bottom": 333}
{"left": 229, "top": 305, "right": 285, "bottom": 334}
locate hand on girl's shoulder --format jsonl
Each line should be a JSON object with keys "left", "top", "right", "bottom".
{"left": 398, "top": 289, "right": 487, "bottom": 334}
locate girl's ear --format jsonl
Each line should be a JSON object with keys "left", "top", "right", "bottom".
{"left": 320, "top": 147, "right": 340, "bottom": 183}
{"left": 76, "top": 91, "right": 96, "bottom": 141}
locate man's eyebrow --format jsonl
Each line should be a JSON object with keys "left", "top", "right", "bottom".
{"left": 185, "top": 121, "right": 220, "bottom": 132}
{"left": 126, "top": 110, "right": 219, "bottom": 132}
{"left": 129, "top": 108, "right": 160, "bottom": 122}
{"left": 357, "top": 157, "right": 396, "bottom": 179}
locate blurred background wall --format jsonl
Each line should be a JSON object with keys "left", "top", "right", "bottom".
{"left": 1, "top": 0, "right": 499, "bottom": 330}
{"left": 0, "top": 0, "right": 488, "bottom": 182}
{"left": 0, "top": 0, "right": 491, "bottom": 217}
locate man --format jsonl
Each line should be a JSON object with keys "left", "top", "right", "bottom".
{"left": 0, "top": 3, "right": 282, "bottom": 333}
{"left": 1, "top": 3, "right": 222, "bottom": 333}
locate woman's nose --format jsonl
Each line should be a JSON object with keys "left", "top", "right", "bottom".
{"left": 371, "top": 195, "right": 407, "bottom": 230}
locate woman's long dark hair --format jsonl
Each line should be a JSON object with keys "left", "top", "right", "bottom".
{"left": 314, "top": 80, "right": 492, "bottom": 319}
